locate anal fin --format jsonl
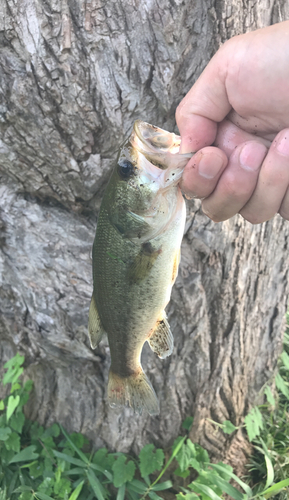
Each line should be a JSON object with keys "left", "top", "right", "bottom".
{"left": 148, "top": 313, "right": 173, "bottom": 359}
{"left": 88, "top": 295, "right": 106, "bottom": 349}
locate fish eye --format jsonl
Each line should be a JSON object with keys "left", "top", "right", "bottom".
{"left": 118, "top": 159, "right": 135, "bottom": 179}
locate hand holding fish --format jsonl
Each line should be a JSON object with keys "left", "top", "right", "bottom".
{"left": 88, "top": 22, "right": 289, "bottom": 415}
{"left": 176, "top": 21, "right": 289, "bottom": 224}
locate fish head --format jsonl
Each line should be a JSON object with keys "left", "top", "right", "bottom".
{"left": 104, "top": 121, "right": 192, "bottom": 239}
{"left": 111, "top": 120, "right": 192, "bottom": 204}
{"left": 131, "top": 120, "right": 193, "bottom": 185}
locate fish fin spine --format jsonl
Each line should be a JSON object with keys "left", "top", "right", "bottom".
{"left": 88, "top": 295, "right": 106, "bottom": 349}
{"left": 108, "top": 368, "right": 160, "bottom": 416}
{"left": 148, "top": 313, "right": 173, "bottom": 359}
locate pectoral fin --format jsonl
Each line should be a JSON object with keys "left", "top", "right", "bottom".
{"left": 88, "top": 295, "right": 106, "bottom": 349}
{"left": 148, "top": 313, "right": 173, "bottom": 359}
{"left": 127, "top": 242, "right": 161, "bottom": 284}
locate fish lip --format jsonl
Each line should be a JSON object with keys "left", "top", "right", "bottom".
{"left": 133, "top": 120, "right": 181, "bottom": 155}
{"left": 117, "top": 120, "right": 194, "bottom": 190}
{"left": 131, "top": 120, "right": 193, "bottom": 172}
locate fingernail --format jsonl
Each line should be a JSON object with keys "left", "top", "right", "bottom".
{"left": 239, "top": 142, "right": 267, "bottom": 172}
{"left": 198, "top": 153, "right": 224, "bottom": 179}
{"left": 276, "top": 134, "right": 289, "bottom": 156}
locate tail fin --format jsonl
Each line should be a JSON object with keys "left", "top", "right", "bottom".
{"left": 108, "top": 368, "right": 160, "bottom": 416}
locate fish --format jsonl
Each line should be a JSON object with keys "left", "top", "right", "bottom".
{"left": 88, "top": 120, "right": 192, "bottom": 415}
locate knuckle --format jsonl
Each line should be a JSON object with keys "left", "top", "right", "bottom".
{"left": 222, "top": 174, "right": 246, "bottom": 199}
{"left": 223, "top": 174, "right": 254, "bottom": 200}
{"left": 202, "top": 204, "right": 222, "bottom": 223}
{"left": 263, "top": 167, "right": 288, "bottom": 188}
{"left": 279, "top": 208, "right": 289, "bottom": 221}
{"left": 175, "top": 103, "right": 180, "bottom": 117}
{"left": 240, "top": 211, "right": 265, "bottom": 225}
{"left": 223, "top": 180, "right": 238, "bottom": 197}
{"left": 211, "top": 215, "right": 225, "bottom": 223}
{"left": 245, "top": 216, "right": 262, "bottom": 225}
{"left": 175, "top": 103, "right": 183, "bottom": 124}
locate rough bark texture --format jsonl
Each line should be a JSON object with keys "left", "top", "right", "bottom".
{"left": 1, "top": 0, "right": 289, "bottom": 467}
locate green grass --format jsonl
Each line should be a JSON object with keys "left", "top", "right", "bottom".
{"left": 246, "top": 316, "right": 289, "bottom": 499}
{"left": 2, "top": 316, "right": 289, "bottom": 500}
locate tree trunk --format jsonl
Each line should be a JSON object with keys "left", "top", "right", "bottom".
{"left": 1, "top": 0, "right": 289, "bottom": 469}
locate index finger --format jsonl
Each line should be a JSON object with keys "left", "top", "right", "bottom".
{"left": 176, "top": 42, "right": 232, "bottom": 153}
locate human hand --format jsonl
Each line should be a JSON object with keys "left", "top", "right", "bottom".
{"left": 176, "top": 21, "right": 289, "bottom": 223}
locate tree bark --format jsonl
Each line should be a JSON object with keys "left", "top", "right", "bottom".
{"left": 1, "top": 0, "right": 289, "bottom": 469}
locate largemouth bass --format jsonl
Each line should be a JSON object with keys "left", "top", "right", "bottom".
{"left": 88, "top": 120, "right": 191, "bottom": 415}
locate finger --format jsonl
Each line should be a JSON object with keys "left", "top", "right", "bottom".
{"left": 240, "top": 129, "right": 289, "bottom": 224}
{"left": 177, "top": 114, "right": 217, "bottom": 153}
{"left": 214, "top": 119, "right": 272, "bottom": 157}
{"left": 176, "top": 43, "right": 233, "bottom": 153}
{"left": 180, "top": 120, "right": 272, "bottom": 200}
{"left": 202, "top": 142, "right": 268, "bottom": 222}
{"left": 180, "top": 147, "right": 228, "bottom": 199}
{"left": 279, "top": 186, "right": 289, "bottom": 220}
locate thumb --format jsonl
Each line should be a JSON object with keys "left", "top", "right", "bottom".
{"left": 176, "top": 44, "right": 232, "bottom": 153}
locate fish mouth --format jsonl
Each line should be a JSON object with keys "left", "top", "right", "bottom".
{"left": 130, "top": 120, "right": 193, "bottom": 171}
{"left": 133, "top": 120, "right": 181, "bottom": 156}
